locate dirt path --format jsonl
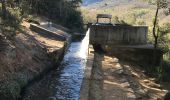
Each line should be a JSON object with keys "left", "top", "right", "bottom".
{"left": 88, "top": 53, "right": 168, "bottom": 100}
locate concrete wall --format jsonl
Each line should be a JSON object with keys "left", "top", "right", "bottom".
{"left": 30, "top": 24, "right": 66, "bottom": 41}
{"left": 90, "top": 25, "right": 148, "bottom": 45}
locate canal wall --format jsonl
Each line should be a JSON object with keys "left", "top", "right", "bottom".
{"left": 30, "top": 23, "right": 72, "bottom": 61}
{"left": 79, "top": 45, "right": 94, "bottom": 100}
{"left": 0, "top": 23, "right": 72, "bottom": 100}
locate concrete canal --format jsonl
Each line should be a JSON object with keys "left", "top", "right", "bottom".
{"left": 22, "top": 30, "right": 89, "bottom": 100}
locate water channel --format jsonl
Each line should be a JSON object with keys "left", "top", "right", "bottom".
{"left": 23, "top": 30, "right": 89, "bottom": 100}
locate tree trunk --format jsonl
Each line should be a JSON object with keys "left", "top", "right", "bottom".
{"left": 152, "top": 7, "right": 159, "bottom": 65}
{"left": 154, "top": 36, "right": 158, "bottom": 49}
{"left": 153, "top": 7, "right": 159, "bottom": 44}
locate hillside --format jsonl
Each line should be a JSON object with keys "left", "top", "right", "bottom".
{"left": 82, "top": 0, "right": 102, "bottom": 6}
{"left": 82, "top": 0, "right": 152, "bottom": 7}
{"left": 81, "top": 0, "right": 170, "bottom": 33}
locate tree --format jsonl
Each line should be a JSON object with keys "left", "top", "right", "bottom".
{"left": 152, "top": 0, "right": 169, "bottom": 65}
{"left": 153, "top": 0, "right": 168, "bottom": 49}
{"left": 0, "top": 0, "right": 84, "bottom": 34}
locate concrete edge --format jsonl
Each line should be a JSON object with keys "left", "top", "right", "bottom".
{"left": 79, "top": 45, "right": 94, "bottom": 100}
{"left": 30, "top": 24, "right": 66, "bottom": 41}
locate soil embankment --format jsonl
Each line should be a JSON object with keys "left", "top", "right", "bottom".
{"left": 0, "top": 21, "right": 71, "bottom": 100}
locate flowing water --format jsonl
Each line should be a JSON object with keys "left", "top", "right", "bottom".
{"left": 23, "top": 30, "right": 89, "bottom": 100}
{"left": 52, "top": 30, "right": 89, "bottom": 99}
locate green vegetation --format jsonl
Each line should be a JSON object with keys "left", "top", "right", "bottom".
{"left": 152, "top": 0, "right": 169, "bottom": 53}
{"left": 150, "top": 0, "right": 170, "bottom": 82}
{"left": 0, "top": 0, "right": 84, "bottom": 38}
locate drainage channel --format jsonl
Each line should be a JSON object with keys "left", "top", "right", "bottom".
{"left": 23, "top": 30, "right": 89, "bottom": 100}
